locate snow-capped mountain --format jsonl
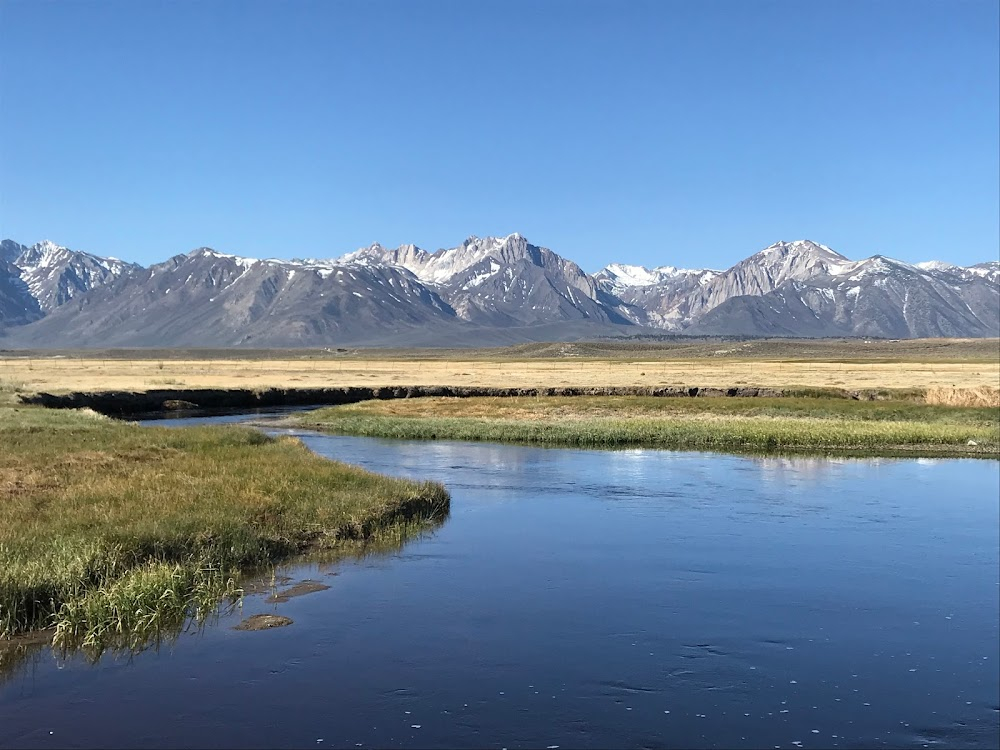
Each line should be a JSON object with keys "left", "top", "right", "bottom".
{"left": 0, "top": 234, "right": 996, "bottom": 346}
{"left": 0, "top": 239, "right": 139, "bottom": 312}
{"left": 918, "top": 259, "right": 1000, "bottom": 285}
{"left": 339, "top": 233, "right": 636, "bottom": 327}
{"left": 595, "top": 263, "right": 712, "bottom": 291}
{"left": 15, "top": 247, "right": 465, "bottom": 347}
{"left": 338, "top": 234, "right": 520, "bottom": 285}
{"left": 595, "top": 240, "right": 852, "bottom": 331}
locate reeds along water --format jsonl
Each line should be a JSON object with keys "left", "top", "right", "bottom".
{"left": 925, "top": 386, "right": 1000, "bottom": 408}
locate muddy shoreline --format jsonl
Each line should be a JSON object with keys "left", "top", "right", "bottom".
{"left": 18, "top": 384, "right": 890, "bottom": 417}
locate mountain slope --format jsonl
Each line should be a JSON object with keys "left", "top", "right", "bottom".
{"left": 690, "top": 257, "right": 1000, "bottom": 338}
{"left": 13, "top": 248, "right": 469, "bottom": 347}
{"left": 0, "top": 259, "right": 43, "bottom": 332}
{"left": 341, "top": 233, "right": 637, "bottom": 327}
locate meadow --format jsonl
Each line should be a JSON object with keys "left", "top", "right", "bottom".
{"left": 1, "top": 338, "right": 998, "bottom": 394}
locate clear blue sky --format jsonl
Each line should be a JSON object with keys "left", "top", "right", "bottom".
{"left": 1, "top": 0, "right": 997, "bottom": 270}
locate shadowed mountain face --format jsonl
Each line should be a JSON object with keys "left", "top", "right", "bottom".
{"left": 0, "top": 259, "right": 42, "bottom": 333}
{"left": 0, "top": 235, "right": 996, "bottom": 346}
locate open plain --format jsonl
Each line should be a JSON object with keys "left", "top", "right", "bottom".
{"left": 2, "top": 338, "right": 999, "bottom": 396}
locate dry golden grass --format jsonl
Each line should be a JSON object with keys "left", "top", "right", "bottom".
{"left": 925, "top": 386, "right": 1000, "bottom": 408}
{"left": 1, "top": 354, "right": 998, "bottom": 395}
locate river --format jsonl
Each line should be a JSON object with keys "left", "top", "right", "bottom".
{"left": 1, "top": 413, "right": 997, "bottom": 748}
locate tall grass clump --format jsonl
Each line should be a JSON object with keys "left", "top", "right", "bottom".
{"left": 925, "top": 386, "right": 1000, "bottom": 408}
{"left": 0, "top": 407, "right": 449, "bottom": 648}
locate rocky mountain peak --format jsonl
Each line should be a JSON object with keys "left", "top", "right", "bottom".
{"left": 0, "top": 240, "right": 24, "bottom": 263}
{"left": 17, "top": 239, "right": 71, "bottom": 267}
{"left": 757, "top": 239, "right": 845, "bottom": 259}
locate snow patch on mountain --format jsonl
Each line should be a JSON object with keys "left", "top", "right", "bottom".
{"left": 916, "top": 260, "right": 958, "bottom": 272}
{"left": 337, "top": 233, "right": 530, "bottom": 286}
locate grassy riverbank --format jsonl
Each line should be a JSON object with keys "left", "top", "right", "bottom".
{"left": 291, "top": 394, "right": 1000, "bottom": 457}
{"left": 0, "top": 406, "right": 449, "bottom": 647}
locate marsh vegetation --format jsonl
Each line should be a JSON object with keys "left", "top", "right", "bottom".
{"left": 292, "top": 392, "right": 1000, "bottom": 457}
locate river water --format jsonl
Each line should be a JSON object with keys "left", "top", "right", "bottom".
{"left": 1, "top": 415, "right": 998, "bottom": 749}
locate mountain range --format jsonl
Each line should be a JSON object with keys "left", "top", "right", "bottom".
{"left": 0, "top": 234, "right": 996, "bottom": 346}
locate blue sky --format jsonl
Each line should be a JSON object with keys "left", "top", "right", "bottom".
{"left": 1, "top": 0, "right": 997, "bottom": 271}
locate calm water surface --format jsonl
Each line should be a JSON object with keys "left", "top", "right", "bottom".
{"left": 1, "top": 416, "right": 997, "bottom": 749}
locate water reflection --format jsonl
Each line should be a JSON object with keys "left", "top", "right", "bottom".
{"left": 0, "top": 518, "right": 448, "bottom": 688}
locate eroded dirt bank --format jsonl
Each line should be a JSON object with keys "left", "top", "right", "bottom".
{"left": 18, "top": 384, "right": 815, "bottom": 415}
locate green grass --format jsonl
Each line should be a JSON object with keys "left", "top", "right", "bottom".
{"left": 291, "top": 396, "right": 1000, "bottom": 457}
{"left": 0, "top": 406, "right": 449, "bottom": 647}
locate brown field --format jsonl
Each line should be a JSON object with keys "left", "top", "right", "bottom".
{"left": 1, "top": 338, "right": 998, "bottom": 397}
